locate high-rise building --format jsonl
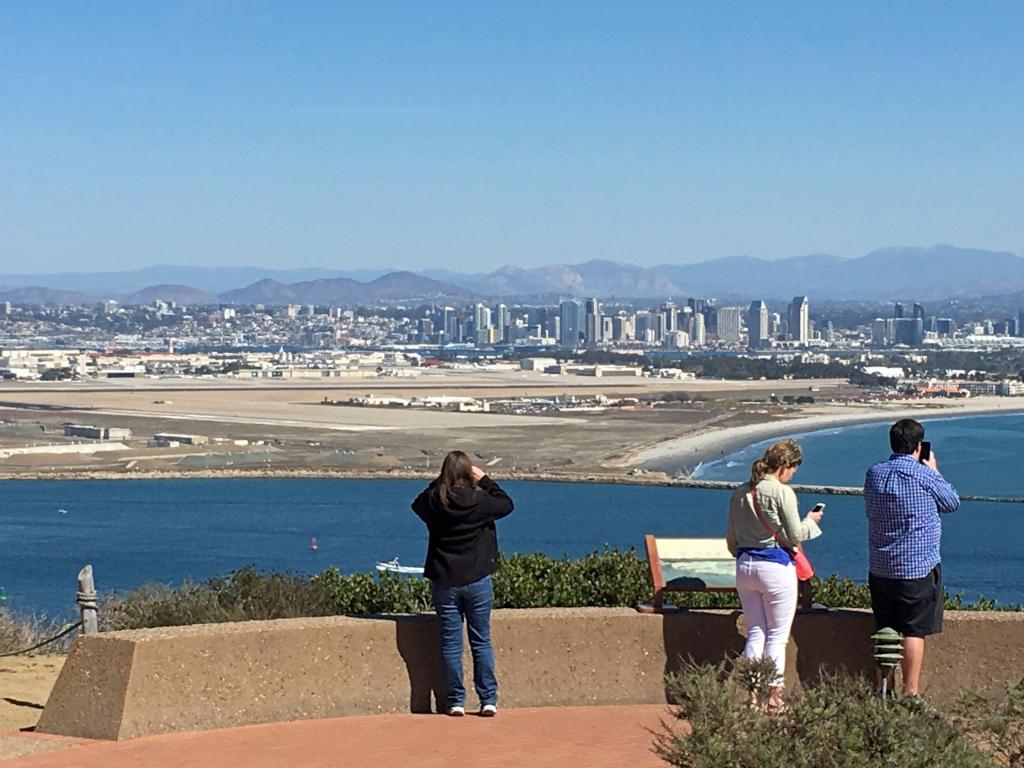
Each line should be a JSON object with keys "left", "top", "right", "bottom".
{"left": 894, "top": 317, "right": 924, "bottom": 346}
{"left": 472, "top": 303, "right": 492, "bottom": 345}
{"left": 664, "top": 331, "right": 690, "bottom": 349}
{"left": 934, "top": 318, "right": 954, "bottom": 337}
{"left": 495, "top": 304, "right": 510, "bottom": 342}
{"left": 687, "top": 297, "right": 706, "bottom": 315}
{"left": 661, "top": 302, "right": 677, "bottom": 333}
{"left": 823, "top": 321, "right": 835, "bottom": 344}
{"left": 0, "top": 301, "right": 11, "bottom": 317}
{"left": 702, "top": 305, "right": 717, "bottom": 334}
{"left": 747, "top": 300, "right": 769, "bottom": 348}
{"left": 788, "top": 296, "right": 809, "bottom": 344}
{"left": 894, "top": 302, "right": 904, "bottom": 319}
{"left": 634, "top": 311, "right": 654, "bottom": 341}
{"left": 871, "top": 318, "right": 895, "bottom": 347}
{"left": 692, "top": 313, "right": 706, "bottom": 347}
{"left": 559, "top": 300, "right": 583, "bottom": 347}
{"left": 913, "top": 303, "right": 925, "bottom": 320}
{"left": 716, "top": 307, "right": 742, "bottom": 343}
{"left": 1018, "top": 310, "right": 1024, "bottom": 338}
{"left": 584, "top": 298, "right": 601, "bottom": 345}
{"left": 612, "top": 314, "right": 631, "bottom": 341}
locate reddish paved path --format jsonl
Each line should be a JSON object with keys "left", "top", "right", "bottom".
{"left": 3, "top": 705, "right": 671, "bottom": 768}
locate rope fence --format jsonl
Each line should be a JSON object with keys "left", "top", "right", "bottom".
{"left": 0, "top": 563, "right": 98, "bottom": 657}
{"left": 0, "top": 620, "right": 84, "bottom": 657}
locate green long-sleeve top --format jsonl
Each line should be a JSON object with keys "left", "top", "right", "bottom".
{"left": 725, "top": 475, "right": 822, "bottom": 557}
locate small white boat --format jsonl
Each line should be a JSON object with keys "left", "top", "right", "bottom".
{"left": 375, "top": 558, "right": 424, "bottom": 576}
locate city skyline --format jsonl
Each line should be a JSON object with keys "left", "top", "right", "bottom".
{"left": 2, "top": 3, "right": 1023, "bottom": 273}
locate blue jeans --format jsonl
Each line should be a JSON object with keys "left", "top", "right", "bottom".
{"left": 431, "top": 575, "right": 497, "bottom": 709}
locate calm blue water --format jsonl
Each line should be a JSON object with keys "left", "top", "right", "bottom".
{"left": 2, "top": 439, "right": 1023, "bottom": 618}
{"left": 695, "top": 411, "right": 1024, "bottom": 498}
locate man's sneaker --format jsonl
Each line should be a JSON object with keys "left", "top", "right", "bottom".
{"left": 479, "top": 704, "right": 497, "bottom": 717}
{"left": 447, "top": 706, "right": 465, "bottom": 717}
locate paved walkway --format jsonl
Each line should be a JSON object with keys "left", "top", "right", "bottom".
{"left": 1, "top": 705, "right": 672, "bottom": 767}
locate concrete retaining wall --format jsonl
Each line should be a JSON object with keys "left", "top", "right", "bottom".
{"left": 37, "top": 608, "right": 1024, "bottom": 740}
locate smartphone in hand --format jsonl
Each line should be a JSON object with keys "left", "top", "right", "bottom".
{"left": 810, "top": 503, "right": 825, "bottom": 514}
{"left": 919, "top": 441, "right": 931, "bottom": 463}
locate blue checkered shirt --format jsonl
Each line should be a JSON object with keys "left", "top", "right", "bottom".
{"left": 864, "top": 454, "right": 960, "bottom": 580}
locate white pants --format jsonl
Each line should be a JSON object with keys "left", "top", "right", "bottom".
{"left": 736, "top": 554, "right": 798, "bottom": 686}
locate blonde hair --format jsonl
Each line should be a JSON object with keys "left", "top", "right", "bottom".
{"left": 749, "top": 438, "right": 803, "bottom": 486}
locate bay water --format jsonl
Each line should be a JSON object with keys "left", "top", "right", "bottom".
{"left": 3, "top": 413, "right": 1023, "bottom": 619}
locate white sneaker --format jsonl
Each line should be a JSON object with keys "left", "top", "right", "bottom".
{"left": 479, "top": 704, "right": 497, "bottom": 717}
{"left": 447, "top": 706, "right": 465, "bottom": 717}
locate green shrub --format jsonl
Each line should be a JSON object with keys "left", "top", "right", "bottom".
{"left": 954, "top": 678, "right": 1024, "bottom": 767}
{"left": 656, "top": 658, "right": 998, "bottom": 768}
{"left": 311, "top": 568, "right": 432, "bottom": 615}
{"left": 101, "top": 568, "right": 337, "bottom": 631}
{"left": 98, "top": 551, "right": 1022, "bottom": 632}
{"left": 492, "top": 549, "right": 652, "bottom": 608}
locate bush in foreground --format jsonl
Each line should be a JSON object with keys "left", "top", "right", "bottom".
{"left": 655, "top": 658, "right": 1005, "bottom": 768}
{"left": 98, "top": 549, "right": 1020, "bottom": 632}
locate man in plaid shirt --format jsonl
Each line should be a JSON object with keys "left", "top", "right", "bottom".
{"left": 864, "top": 418, "right": 959, "bottom": 697}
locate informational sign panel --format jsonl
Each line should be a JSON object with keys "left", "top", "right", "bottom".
{"left": 643, "top": 535, "right": 736, "bottom": 610}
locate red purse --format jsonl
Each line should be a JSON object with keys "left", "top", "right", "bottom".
{"left": 749, "top": 482, "right": 815, "bottom": 581}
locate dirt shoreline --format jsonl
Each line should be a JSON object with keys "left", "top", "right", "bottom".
{"left": 4, "top": 397, "right": 1022, "bottom": 486}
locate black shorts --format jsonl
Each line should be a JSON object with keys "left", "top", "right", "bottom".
{"left": 868, "top": 565, "right": 944, "bottom": 638}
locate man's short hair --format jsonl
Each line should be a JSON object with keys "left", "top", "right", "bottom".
{"left": 890, "top": 419, "right": 924, "bottom": 454}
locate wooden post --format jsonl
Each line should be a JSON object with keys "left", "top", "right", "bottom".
{"left": 77, "top": 565, "right": 98, "bottom": 635}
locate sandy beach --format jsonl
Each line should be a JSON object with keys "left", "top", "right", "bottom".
{"left": 1, "top": 375, "right": 1023, "bottom": 484}
{"left": 626, "top": 397, "right": 1024, "bottom": 475}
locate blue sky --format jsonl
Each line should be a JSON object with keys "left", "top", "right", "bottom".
{"left": 1, "top": 1, "right": 1022, "bottom": 273}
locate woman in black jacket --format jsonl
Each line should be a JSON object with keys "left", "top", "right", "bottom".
{"left": 412, "top": 450, "right": 514, "bottom": 717}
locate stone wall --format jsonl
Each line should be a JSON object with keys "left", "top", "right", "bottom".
{"left": 36, "top": 608, "right": 1024, "bottom": 740}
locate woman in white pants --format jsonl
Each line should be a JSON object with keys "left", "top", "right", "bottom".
{"left": 725, "top": 439, "right": 823, "bottom": 711}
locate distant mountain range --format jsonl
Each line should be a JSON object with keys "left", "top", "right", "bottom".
{"left": 1, "top": 245, "right": 1023, "bottom": 305}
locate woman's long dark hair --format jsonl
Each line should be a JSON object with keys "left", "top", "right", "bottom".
{"left": 435, "top": 450, "right": 475, "bottom": 507}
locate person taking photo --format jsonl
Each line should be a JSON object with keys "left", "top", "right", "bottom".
{"left": 864, "top": 419, "right": 960, "bottom": 697}
{"left": 412, "top": 450, "right": 514, "bottom": 717}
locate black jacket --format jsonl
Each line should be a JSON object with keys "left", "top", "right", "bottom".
{"left": 412, "top": 476, "right": 514, "bottom": 587}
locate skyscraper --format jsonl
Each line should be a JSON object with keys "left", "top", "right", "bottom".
{"left": 495, "top": 304, "right": 510, "bottom": 342}
{"left": 559, "top": 300, "right": 583, "bottom": 347}
{"left": 692, "top": 313, "right": 706, "bottom": 347}
{"left": 634, "top": 311, "right": 654, "bottom": 341}
{"left": 894, "top": 302, "right": 904, "bottom": 319}
{"left": 894, "top": 317, "right": 924, "bottom": 346}
{"left": 716, "top": 307, "right": 742, "bottom": 344}
{"left": 584, "top": 298, "right": 601, "bottom": 345}
{"left": 747, "top": 300, "right": 769, "bottom": 348}
{"left": 472, "top": 303, "right": 492, "bottom": 345}
{"left": 913, "top": 303, "right": 925, "bottom": 320}
{"left": 871, "top": 318, "right": 894, "bottom": 347}
{"left": 661, "top": 301, "right": 677, "bottom": 333}
{"left": 788, "top": 296, "right": 809, "bottom": 344}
